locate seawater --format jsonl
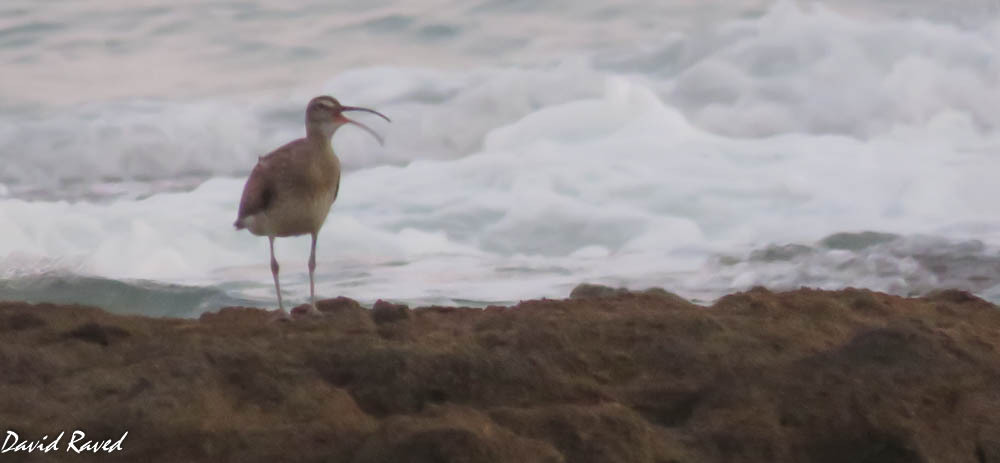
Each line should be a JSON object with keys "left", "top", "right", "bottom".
{"left": 2, "top": 0, "right": 999, "bottom": 316}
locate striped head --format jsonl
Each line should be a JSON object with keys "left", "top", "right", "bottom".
{"left": 305, "top": 95, "right": 390, "bottom": 144}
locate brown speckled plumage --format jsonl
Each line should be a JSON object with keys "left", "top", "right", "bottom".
{"left": 235, "top": 136, "right": 341, "bottom": 237}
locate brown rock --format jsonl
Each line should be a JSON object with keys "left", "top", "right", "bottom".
{"left": 372, "top": 299, "right": 411, "bottom": 324}
{"left": 316, "top": 296, "right": 376, "bottom": 334}
{"left": 0, "top": 312, "right": 46, "bottom": 331}
{"left": 354, "top": 407, "right": 563, "bottom": 463}
{"left": 63, "top": 322, "right": 130, "bottom": 346}
{"left": 490, "top": 403, "right": 673, "bottom": 463}
{"left": 2, "top": 288, "right": 1000, "bottom": 462}
{"left": 198, "top": 305, "right": 273, "bottom": 323}
{"left": 568, "top": 283, "right": 691, "bottom": 307}
{"left": 640, "top": 287, "right": 692, "bottom": 306}
{"left": 568, "top": 283, "right": 631, "bottom": 299}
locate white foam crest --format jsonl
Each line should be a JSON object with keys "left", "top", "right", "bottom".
{"left": 698, "top": 234, "right": 1000, "bottom": 299}
{"left": 3, "top": 0, "right": 1000, "bottom": 307}
{"left": 1, "top": 76, "right": 999, "bottom": 306}
{"left": 0, "top": 100, "right": 267, "bottom": 189}
{"left": 657, "top": 1, "right": 1000, "bottom": 138}
{"left": 0, "top": 63, "right": 608, "bottom": 197}
{"left": 0, "top": 173, "right": 485, "bottom": 285}
{"left": 321, "top": 62, "right": 607, "bottom": 169}
{"left": 5, "top": 2, "right": 998, "bottom": 199}
{"left": 339, "top": 76, "right": 1000, "bottom": 265}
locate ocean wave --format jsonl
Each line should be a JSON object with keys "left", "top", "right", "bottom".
{"left": 2, "top": 2, "right": 996, "bottom": 198}
{"left": 1, "top": 1, "right": 999, "bottom": 310}
{"left": 1, "top": 75, "right": 998, "bottom": 308}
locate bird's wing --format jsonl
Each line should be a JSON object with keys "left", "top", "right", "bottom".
{"left": 236, "top": 162, "right": 274, "bottom": 222}
{"left": 331, "top": 173, "right": 341, "bottom": 203}
{"left": 235, "top": 139, "right": 303, "bottom": 223}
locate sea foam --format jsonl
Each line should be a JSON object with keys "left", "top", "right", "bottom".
{"left": 1, "top": 2, "right": 999, "bottom": 312}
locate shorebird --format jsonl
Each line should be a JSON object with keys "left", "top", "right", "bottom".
{"left": 234, "top": 96, "right": 389, "bottom": 316}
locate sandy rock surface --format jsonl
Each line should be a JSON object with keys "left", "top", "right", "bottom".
{"left": 2, "top": 286, "right": 999, "bottom": 462}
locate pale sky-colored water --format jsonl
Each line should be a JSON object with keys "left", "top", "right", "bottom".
{"left": 9, "top": 0, "right": 997, "bottom": 106}
{"left": 0, "top": 0, "right": 760, "bottom": 104}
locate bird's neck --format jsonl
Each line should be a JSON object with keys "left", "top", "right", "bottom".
{"left": 306, "top": 119, "right": 340, "bottom": 137}
{"left": 305, "top": 122, "right": 338, "bottom": 148}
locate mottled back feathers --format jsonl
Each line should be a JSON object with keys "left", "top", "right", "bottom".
{"left": 234, "top": 137, "right": 341, "bottom": 235}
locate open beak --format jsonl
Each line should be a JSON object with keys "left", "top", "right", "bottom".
{"left": 340, "top": 106, "right": 391, "bottom": 146}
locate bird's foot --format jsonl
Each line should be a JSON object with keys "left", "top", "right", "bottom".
{"left": 291, "top": 303, "right": 323, "bottom": 319}
{"left": 268, "top": 309, "right": 292, "bottom": 323}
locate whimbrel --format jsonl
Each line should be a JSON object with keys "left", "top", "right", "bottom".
{"left": 234, "top": 96, "right": 389, "bottom": 316}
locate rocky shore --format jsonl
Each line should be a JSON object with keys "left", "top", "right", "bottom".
{"left": 2, "top": 285, "right": 1000, "bottom": 462}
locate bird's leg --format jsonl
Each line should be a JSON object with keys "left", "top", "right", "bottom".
{"left": 269, "top": 236, "right": 285, "bottom": 315}
{"left": 308, "top": 232, "right": 319, "bottom": 314}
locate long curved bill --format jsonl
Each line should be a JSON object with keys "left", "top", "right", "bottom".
{"left": 342, "top": 106, "right": 391, "bottom": 122}
{"left": 340, "top": 106, "right": 391, "bottom": 146}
